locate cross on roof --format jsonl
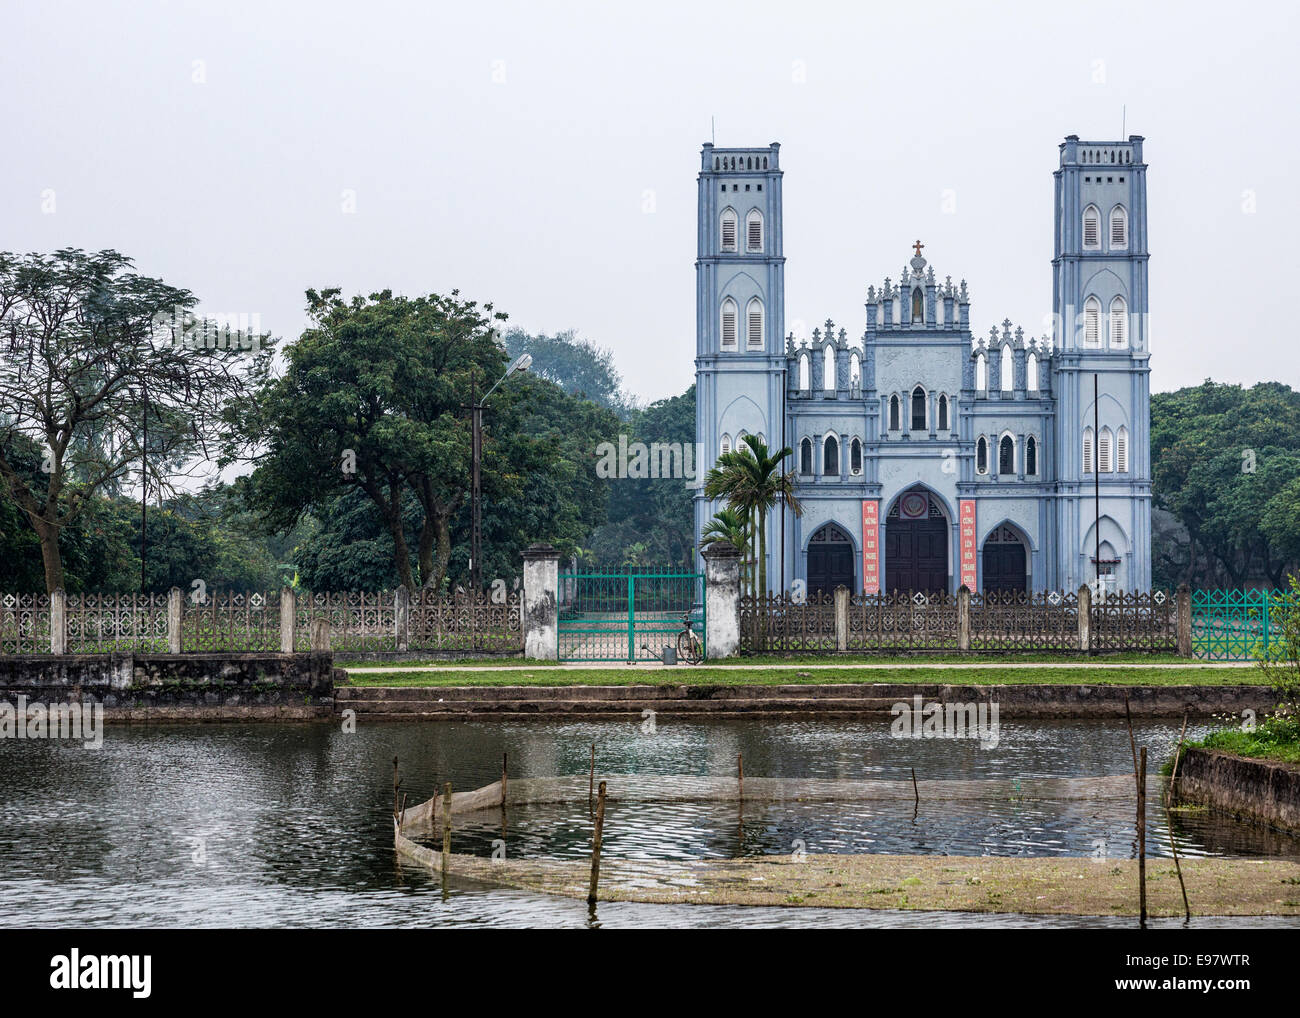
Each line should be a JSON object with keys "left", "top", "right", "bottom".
{"left": 913, "top": 239, "right": 925, "bottom": 257}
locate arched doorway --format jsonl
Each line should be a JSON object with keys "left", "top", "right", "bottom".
{"left": 982, "top": 524, "right": 1028, "bottom": 594}
{"left": 885, "top": 490, "right": 948, "bottom": 594}
{"left": 807, "top": 522, "right": 854, "bottom": 596}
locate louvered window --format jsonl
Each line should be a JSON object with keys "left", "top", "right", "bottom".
{"left": 1116, "top": 426, "right": 1129, "bottom": 472}
{"left": 1110, "top": 297, "right": 1128, "bottom": 347}
{"left": 721, "top": 209, "right": 737, "bottom": 252}
{"left": 746, "top": 210, "right": 763, "bottom": 252}
{"left": 1083, "top": 427, "right": 1094, "bottom": 474}
{"left": 1084, "top": 297, "right": 1101, "bottom": 346}
{"left": 747, "top": 299, "right": 763, "bottom": 349}
{"left": 1110, "top": 205, "right": 1127, "bottom": 248}
{"left": 721, "top": 299, "right": 737, "bottom": 349}
{"left": 1083, "top": 205, "right": 1100, "bottom": 249}
{"left": 1098, "top": 428, "right": 1113, "bottom": 472}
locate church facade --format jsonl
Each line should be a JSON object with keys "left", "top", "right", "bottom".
{"left": 692, "top": 136, "right": 1153, "bottom": 596}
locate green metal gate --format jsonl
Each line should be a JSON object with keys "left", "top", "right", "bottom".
{"left": 558, "top": 572, "right": 705, "bottom": 662}
{"left": 1191, "top": 588, "right": 1287, "bottom": 661}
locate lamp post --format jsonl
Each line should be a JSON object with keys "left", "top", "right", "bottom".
{"left": 470, "top": 352, "right": 532, "bottom": 590}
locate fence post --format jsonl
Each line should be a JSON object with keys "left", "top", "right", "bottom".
{"left": 167, "top": 586, "right": 183, "bottom": 654}
{"left": 310, "top": 617, "right": 331, "bottom": 653}
{"left": 49, "top": 589, "right": 67, "bottom": 655}
{"left": 701, "top": 542, "right": 741, "bottom": 659}
{"left": 957, "top": 584, "right": 971, "bottom": 653}
{"left": 279, "top": 587, "right": 296, "bottom": 653}
{"left": 834, "top": 584, "right": 849, "bottom": 652}
{"left": 1175, "top": 583, "right": 1192, "bottom": 658}
{"left": 1078, "top": 583, "right": 1091, "bottom": 653}
{"left": 395, "top": 584, "right": 410, "bottom": 652}
{"left": 522, "top": 543, "right": 560, "bottom": 660}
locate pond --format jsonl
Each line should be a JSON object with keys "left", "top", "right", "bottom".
{"left": 1, "top": 717, "right": 1297, "bottom": 928}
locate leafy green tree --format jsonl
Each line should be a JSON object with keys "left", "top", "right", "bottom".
{"left": 0, "top": 249, "right": 274, "bottom": 591}
{"left": 502, "top": 327, "right": 631, "bottom": 415}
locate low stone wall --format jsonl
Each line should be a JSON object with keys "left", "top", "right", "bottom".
{"left": 1174, "top": 747, "right": 1300, "bottom": 835}
{"left": 336, "top": 682, "right": 1275, "bottom": 719}
{"left": 0, "top": 652, "right": 335, "bottom": 720}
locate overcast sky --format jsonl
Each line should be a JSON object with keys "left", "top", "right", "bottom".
{"left": 4, "top": 0, "right": 1297, "bottom": 404}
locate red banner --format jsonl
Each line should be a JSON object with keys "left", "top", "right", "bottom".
{"left": 959, "top": 499, "right": 977, "bottom": 591}
{"left": 861, "top": 500, "right": 880, "bottom": 594}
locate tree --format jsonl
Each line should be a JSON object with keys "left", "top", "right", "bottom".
{"left": 701, "top": 508, "right": 749, "bottom": 554}
{"left": 703, "top": 435, "right": 801, "bottom": 596}
{"left": 0, "top": 249, "right": 273, "bottom": 591}
{"left": 502, "top": 327, "right": 631, "bottom": 415}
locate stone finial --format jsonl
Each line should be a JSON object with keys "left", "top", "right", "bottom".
{"left": 812, "top": 327, "right": 822, "bottom": 344}
{"left": 959, "top": 279, "right": 969, "bottom": 302}
{"left": 786, "top": 332, "right": 796, "bottom": 355}
{"left": 838, "top": 327, "right": 847, "bottom": 348}
{"left": 926, "top": 266, "right": 936, "bottom": 285}
{"left": 1014, "top": 325, "right": 1024, "bottom": 346}
{"left": 867, "top": 285, "right": 876, "bottom": 301}
{"left": 1001, "top": 319, "right": 1013, "bottom": 341}
{"left": 824, "top": 318, "right": 834, "bottom": 336}
{"left": 988, "top": 325, "right": 999, "bottom": 343}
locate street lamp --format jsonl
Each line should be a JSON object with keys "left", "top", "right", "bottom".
{"left": 470, "top": 352, "right": 532, "bottom": 589}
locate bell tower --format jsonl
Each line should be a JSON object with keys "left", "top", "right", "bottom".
{"left": 1051, "top": 135, "right": 1152, "bottom": 591}
{"left": 693, "top": 143, "right": 786, "bottom": 586}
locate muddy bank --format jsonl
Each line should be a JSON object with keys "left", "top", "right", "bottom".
{"left": 1175, "top": 748, "right": 1300, "bottom": 835}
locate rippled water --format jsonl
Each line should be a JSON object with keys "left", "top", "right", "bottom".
{"left": 0, "top": 717, "right": 1297, "bottom": 928}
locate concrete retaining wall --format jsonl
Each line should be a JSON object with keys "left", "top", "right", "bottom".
{"left": 1174, "top": 747, "right": 1300, "bottom": 835}
{"left": 0, "top": 653, "right": 336, "bottom": 720}
{"left": 335, "top": 682, "right": 1275, "bottom": 719}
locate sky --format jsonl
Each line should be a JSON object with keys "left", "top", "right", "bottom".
{"left": 4, "top": 0, "right": 1297, "bottom": 404}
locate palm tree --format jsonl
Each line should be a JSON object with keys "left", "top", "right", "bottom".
{"left": 701, "top": 507, "right": 752, "bottom": 589}
{"left": 704, "top": 435, "right": 802, "bottom": 597}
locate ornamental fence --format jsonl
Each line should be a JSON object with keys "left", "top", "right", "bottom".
{"left": 739, "top": 587, "right": 1181, "bottom": 656}
{"left": 0, "top": 587, "right": 523, "bottom": 656}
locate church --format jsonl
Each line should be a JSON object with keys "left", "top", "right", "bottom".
{"left": 692, "top": 136, "right": 1153, "bottom": 596}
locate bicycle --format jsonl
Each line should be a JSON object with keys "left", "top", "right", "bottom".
{"left": 675, "top": 611, "right": 703, "bottom": 664}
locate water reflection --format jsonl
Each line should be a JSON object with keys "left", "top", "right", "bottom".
{"left": 0, "top": 717, "right": 1296, "bottom": 928}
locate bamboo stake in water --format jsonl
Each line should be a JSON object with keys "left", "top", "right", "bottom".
{"left": 587, "top": 780, "right": 607, "bottom": 905}
{"left": 1137, "top": 746, "right": 1148, "bottom": 924}
{"left": 501, "top": 752, "right": 508, "bottom": 807}
{"left": 589, "top": 743, "right": 595, "bottom": 811}
{"left": 911, "top": 767, "right": 919, "bottom": 805}
{"left": 392, "top": 756, "right": 400, "bottom": 817}
{"left": 441, "top": 781, "right": 453, "bottom": 879}
{"left": 1167, "top": 713, "right": 1191, "bottom": 919}
{"left": 738, "top": 753, "right": 744, "bottom": 802}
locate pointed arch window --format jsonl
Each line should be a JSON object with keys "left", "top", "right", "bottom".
{"left": 1117, "top": 425, "right": 1129, "bottom": 472}
{"left": 1084, "top": 296, "right": 1101, "bottom": 347}
{"left": 746, "top": 209, "right": 763, "bottom": 252}
{"left": 1027, "top": 352, "right": 1039, "bottom": 391}
{"left": 1000, "top": 344, "right": 1013, "bottom": 392}
{"left": 823, "top": 435, "right": 840, "bottom": 475}
{"left": 850, "top": 437, "right": 862, "bottom": 474}
{"left": 889, "top": 394, "right": 901, "bottom": 431}
{"left": 720, "top": 208, "right": 737, "bottom": 252}
{"left": 976, "top": 436, "right": 989, "bottom": 475}
{"left": 1098, "top": 427, "right": 1113, "bottom": 473}
{"left": 911, "top": 288, "right": 924, "bottom": 323}
{"left": 720, "top": 433, "right": 732, "bottom": 456}
{"left": 1082, "top": 426, "right": 1095, "bottom": 474}
{"left": 849, "top": 352, "right": 861, "bottom": 389}
{"left": 999, "top": 435, "right": 1015, "bottom": 475}
{"left": 799, "top": 438, "right": 813, "bottom": 475}
{"left": 976, "top": 353, "right": 987, "bottom": 391}
{"left": 1109, "top": 296, "right": 1128, "bottom": 348}
{"left": 1083, "top": 204, "right": 1101, "bottom": 249}
{"left": 823, "top": 345, "right": 836, "bottom": 391}
{"left": 911, "top": 386, "right": 927, "bottom": 431}
{"left": 746, "top": 298, "right": 764, "bottom": 350}
{"left": 798, "top": 353, "right": 810, "bottom": 391}
{"left": 937, "top": 394, "right": 949, "bottom": 431}
{"left": 1026, "top": 435, "right": 1038, "bottom": 476}
{"left": 1110, "top": 204, "right": 1128, "bottom": 249}
{"left": 721, "top": 298, "right": 737, "bottom": 350}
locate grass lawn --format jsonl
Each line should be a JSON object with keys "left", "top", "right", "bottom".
{"left": 1188, "top": 712, "right": 1300, "bottom": 765}
{"left": 339, "top": 664, "right": 1270, "bottom": 688}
